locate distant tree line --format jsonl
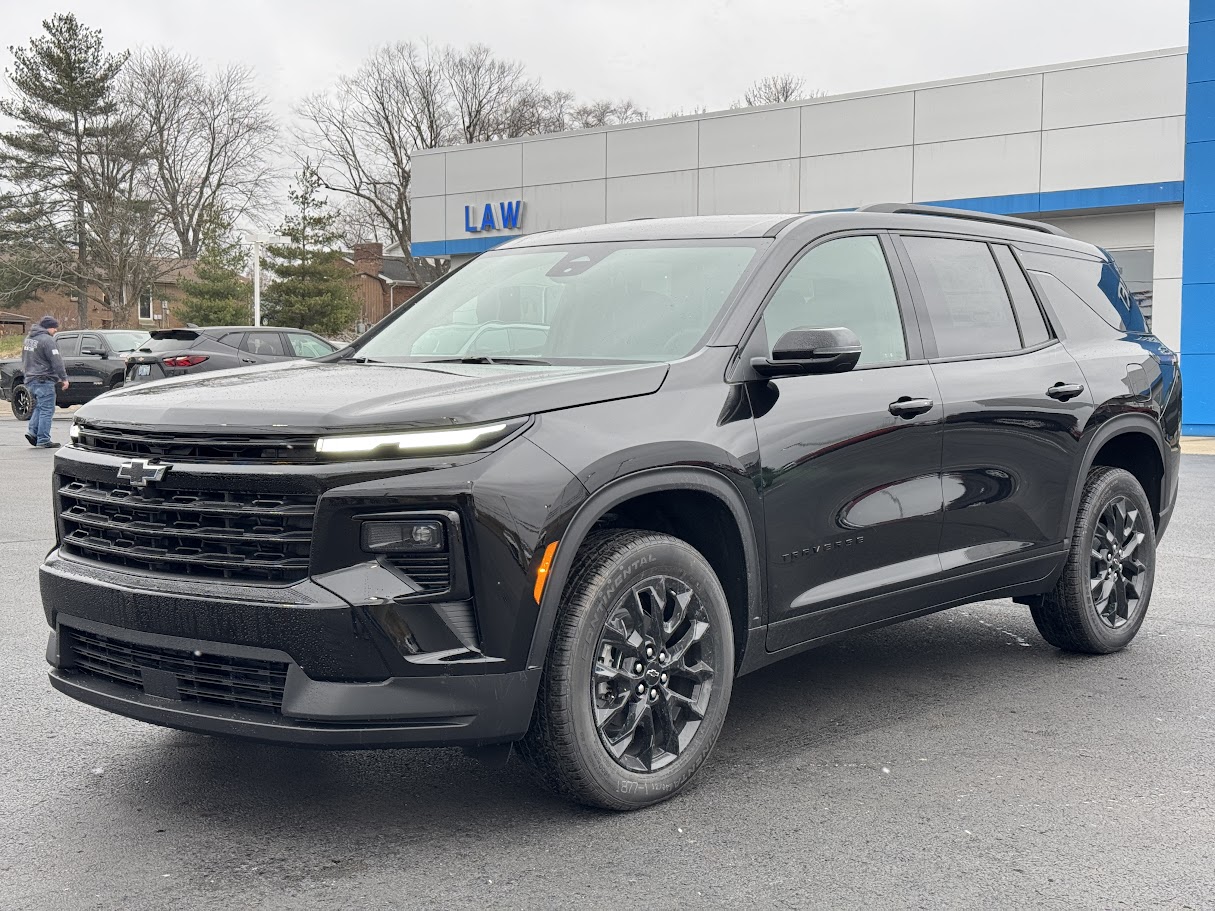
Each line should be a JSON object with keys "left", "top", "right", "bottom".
{"left": 0, "top": 13, "right": 820, "bottom": 333}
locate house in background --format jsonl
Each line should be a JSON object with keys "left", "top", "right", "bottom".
{"left": 343, "top": 243, "right": 421, "bottom": 331}
{"left": 0, "top": 309, "right": 31, "bottom": 337}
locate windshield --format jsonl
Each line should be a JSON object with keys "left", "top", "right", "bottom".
{"left": 105, "top": 331, "right": 150, "bottom": 353}
{"left": 357, "top": 240, "right": 764, "bottom": 364}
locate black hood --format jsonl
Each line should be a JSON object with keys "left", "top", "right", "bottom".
{"left": 77, "top": 359, "right": 669, "bottom": 432}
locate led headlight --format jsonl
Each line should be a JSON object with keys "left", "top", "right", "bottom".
{"left": 362, "top": 520, "right": 445, "bottom": 554}
{"left": 315, "top": 420, "right": 516, "bottom": 456}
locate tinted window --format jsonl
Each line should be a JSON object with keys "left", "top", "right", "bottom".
{"left": 903, "top": 237, "right": 1021, "bottom": 358}
{"left": 286, "top": 333, "right": 335, "bottom": 357}
{"left": 763, "top": 235, "right": 906, "bottom": 366}
{"left": 1026, "top": 252, "right": 1147, "bottom": 334}
{"left": 992, "top": 246, "right": 1051, "bottom": 347}
{"left": 218, "top": 332, "right": 245, "bottom": 349}
{"left": 80, "top": 334, "right": 103, "bottom": 353}
{"left": 1109, "top": 248, "right": 1154, "bottom": 329}
{"left": 240, "top": 332, "right": 287, "bottom": 357}
{"left": 141, "top": 331, "right": 201, "bottom": 352}
{"left": 56, "top": 334, "right": 80, "bottom": 356}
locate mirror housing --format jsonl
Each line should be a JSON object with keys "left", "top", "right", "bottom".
{"left": 80, "top": 347, "right": 106, "bottom": 358}
{"left": 750, "top": 327, "right": 862, "bottom": 377}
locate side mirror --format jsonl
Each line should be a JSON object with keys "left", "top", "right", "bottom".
{"left": 81, "top": 347, "right": 106, "bottom": 358}
{"left": 750, "top": 327, "right": 861, "bottom": 377}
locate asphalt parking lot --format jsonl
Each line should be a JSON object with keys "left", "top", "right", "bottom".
{"left": 1, "top": 410, "right": 1212, "bottom": 910}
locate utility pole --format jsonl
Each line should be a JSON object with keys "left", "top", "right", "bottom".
{"left": 247, "top": 233, "right": 286, "bottom": 327}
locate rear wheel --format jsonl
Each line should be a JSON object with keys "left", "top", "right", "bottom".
{"left": 518, "top": 529, "right": 735, "bottom": 810}
{"left": 10, "top": 383, "right": 32, "bottom": 421}
{"left": 1030, "top": 467, "right": 1156, "bottom": 654}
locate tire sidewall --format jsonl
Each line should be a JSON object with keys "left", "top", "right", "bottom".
{"left": 561, "top": 537, "right": 734, "bottom": 808}
{"left": 1071, "top": 470, "right": 1157, "bottom": 650}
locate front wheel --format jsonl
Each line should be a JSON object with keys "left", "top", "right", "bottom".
{"left": 10, "top": 383, "right": 32, "bottom": 421}
{"left": 1030, "top": 467, "right": 1156, "bottom": 654}
{"left": 519, "top": 529, "right": 735, "bottom": 810}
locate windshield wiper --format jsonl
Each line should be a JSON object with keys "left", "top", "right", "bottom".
{"left": 341, "top": 355, "right": 385, "bottom": 364}
{"left": 426, "top": 356, "right": 551, "bottom": 366}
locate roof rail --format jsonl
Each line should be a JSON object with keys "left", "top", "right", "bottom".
{"left": 855, "top": 203, "right": 1069, "bottom": 237}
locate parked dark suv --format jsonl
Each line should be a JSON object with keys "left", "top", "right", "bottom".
{"left": 41, "top": 207, "right": 1179, "bottom": 809}
{"left": 123, "top": 326, "right": 337, "bottom": 385}
{"left": 2, "top": 329, "right": 149, "bottom": 419}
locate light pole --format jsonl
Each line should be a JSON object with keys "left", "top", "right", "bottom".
{"left": 246, "top": 233, "right": 286, "bottom": 327}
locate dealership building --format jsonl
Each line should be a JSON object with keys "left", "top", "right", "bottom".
{"left": 411, "top": 6, "right": 1215, "bottom": 433}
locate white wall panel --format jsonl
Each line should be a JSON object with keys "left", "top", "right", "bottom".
{"left": 411, "top": 153, "right": 445, "bottom": 197}
{"left": 1040, "top": 117, "right": 1184, "bottom": 191}
{"left": 800, "top": 146, "right": 913, "bottom": 211}
{"left": 520, "top": 179, "right": 606, "bottom": 231}
{"left": 698, "top": 108, "right": 800, "bottom": 168}
{"left": 1151, "top": 277, "right": 1182, "bottom": 353}
{"left": 444, "top": 188, "right": 522, "bottom": 241}
{"left": 607, "top": 121, "right": 699, "bottom": 177}
{"left": 912, "top": 132, "right": 1041, "bottom": 201}
{"left": 914, "top": 75, "right": 1042, "bottom": 143}
{"left": 1042, "top": 55, "right": 1186, "bottom": 130}
{"left": 800, "top": 92, "right": 914, "bottom": 155}
{"left": 1040, "top": 211, "right": 1155, "bottom": 249}
{"left": 606, "top": 170, "right": 698, "bottom": 221}
{"left": 697, "top": 159, "right": 800, "bottom": 214}
{"left": 444, "top": 143, "right": 522, "bottom": 194}
{"left": 410, "top": 195, "right": 445, "bottom": 243}
{"left": 1154, "top": 205, "right": 1184, "bottom": 280}
{"left": 522, "top": 132, "right": 606, "bottom": 186}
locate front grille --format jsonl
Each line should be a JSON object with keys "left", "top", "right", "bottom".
{"left": 57, "top": 475, "right": 316, "bottom": 583}
{"left": 387, "top": 553, "right": 452, "bottom": 593}
{"left": 65, "top": 626, "right": 288, "bottom": 713}
{"left": 74, "top": 422, "right": 321, "bottom": 464}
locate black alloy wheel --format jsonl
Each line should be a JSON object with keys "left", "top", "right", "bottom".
{"left": 1089, "top": 495, "right": 1148, "bottom": 630}
{"left": 1030, "top": 466, "right": 1156, "bottom": 654}
{"left": 10, "top": 383, "right": 32, "bottom": 421}
{"left": 519, "top": 529, "right": 735, "bottom": 810}
{"left": 592, "top": 575, "right": 717, "bottom": 773}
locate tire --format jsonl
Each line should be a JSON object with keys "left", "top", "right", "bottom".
{"left": 10, "top": 383, "right": 32, "bottom": 421}
{"left": 1031, "top": 467, "right": 1156, "bottom": 654}
{"left": 518, "top": 529, "right": 735, "bottom": 810}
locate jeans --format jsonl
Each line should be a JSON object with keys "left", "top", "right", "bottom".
{"left": 26, "top": 379, "right": 57, "bottom": 445}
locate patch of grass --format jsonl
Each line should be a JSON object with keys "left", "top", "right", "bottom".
{"left": 0, "top": 334, "right": 25, "bottom": 358}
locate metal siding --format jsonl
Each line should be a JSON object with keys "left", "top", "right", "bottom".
{"left": 1042, "top": 55, "right": 1187, "bottom": 130}
{"left": 410, "top": 153, "right": 446, "bottom": 198}
{"left": 606, "top": 121, "right": 699, "bottom": 177}
{"left": 1040, "top": 117, "right": 1185, "bottom": 191}
{"left": 697, "top": 108, "right": 800, "bottom": 168}
{"left": 522, "top": 132, "right": 607, "bottom": 186}
{"left": 913, "top": 132, "right": 1042, "bottom": 201}
{"left": 800, "top": 92, "right": 914, "bottom": 155}
{"left": 800, "top": 146, "right": 913, "bottom": 211}
{"left": 520, "top": 179, "right": 607, "bottom": 231}
{"left": 410, "top": 196, "right": 446, "bottom": 243}
{"left": 914, "top": 74, "right": 1043, "bottom": 144}
{"left": 697, "top": 159, "right": 800, "bottom": 215}
{"left": 606, "top": 170, "right": 698, "bottom": 221}
{"left": 444, "top": 144, "right": 523, "bottom": 194}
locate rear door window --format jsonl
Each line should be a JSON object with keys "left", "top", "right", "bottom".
{"left": 902, "top": 236, "right": 1022, "bottom": 358}
{"left": 240, "top": 332, "right": 288, "bottom": 357}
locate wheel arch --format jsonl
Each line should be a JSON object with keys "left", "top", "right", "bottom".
{"left": 1072, "top": 415, "right": 1167, "bottom": 532}
{"left": 528, "top": 467, "right": 762, "bottom": 674}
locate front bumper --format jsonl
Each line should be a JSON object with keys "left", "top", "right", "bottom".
{"left": 48, "top": 615, "right": 539, "bottom": 748}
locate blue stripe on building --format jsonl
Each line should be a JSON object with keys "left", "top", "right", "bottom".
{"left": 1184, "top": 2, "right": 1215, "bottom": 435}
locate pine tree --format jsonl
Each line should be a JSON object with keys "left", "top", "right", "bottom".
{"left": 261, "top": 168, "right": 358, "bottom": 336}
{"left": 177, "top": 221, "right": 251, "bottom": 326}
{"left": 0, "top": 14, "right": 128, "bottom": 326}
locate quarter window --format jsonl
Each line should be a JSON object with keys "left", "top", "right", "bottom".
{"left": 992, "top": 246, "right": 1052, "bottom": 347}
{"left": 902, "top": 236, "right": 1021, "bottom": 358}
{"left": 762, "top": 235, "right": 907, "bottom": 366}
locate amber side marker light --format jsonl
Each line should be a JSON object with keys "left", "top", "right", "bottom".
{"left": 534, "top": 541, "right": 559, "bottom": 604}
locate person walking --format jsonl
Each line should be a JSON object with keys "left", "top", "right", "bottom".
{"left": 21, "top": 315, "right": 69, "bottom": 448}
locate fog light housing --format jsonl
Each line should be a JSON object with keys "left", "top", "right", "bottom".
{"left": 362, "top": 520, "right": 445, "bottom": 554}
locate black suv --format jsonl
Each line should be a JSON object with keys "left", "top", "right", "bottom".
{"left": 2, "top": 328, "right": 149, "bottom": 419}
{"left": 41, "top": 207, "right": 1180, "bottom": 809}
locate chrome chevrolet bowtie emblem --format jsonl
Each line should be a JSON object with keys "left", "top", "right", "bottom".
{"left": 117, "top": 459, "right": 168, "bottom": 488}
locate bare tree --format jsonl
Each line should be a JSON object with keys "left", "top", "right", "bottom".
{"left": 445, "top": 44, "right": 532, "bottom": 143}
{"left": 568, "top": 98, "right": 648, "bottom": 129}
{"left": 124, "top": 48, "right": 278, "bottom": 258}
{"left": 737, "top": 74, "right": 824, "bottom": 108}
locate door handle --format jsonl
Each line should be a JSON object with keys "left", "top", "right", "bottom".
{"left": 888, "top": 397, "right": 934, "bottom": 418}
{"left": 1046, "top": 382, "right": 1085, "bottom": 401}
{"left": 240, "top": 358, "right": 255, "bottom": 364}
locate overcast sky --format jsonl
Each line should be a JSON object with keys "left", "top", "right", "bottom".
{"left": 0, "top": 0, "right": 1192, "bottom": 121}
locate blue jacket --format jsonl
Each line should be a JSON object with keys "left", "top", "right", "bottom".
{"left": 22, "top": 326, "right": 68, "bottom": 383}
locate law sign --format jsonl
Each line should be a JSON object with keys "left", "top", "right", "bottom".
{"left": 464, "top": 200, "right": 523, "bottom": 233}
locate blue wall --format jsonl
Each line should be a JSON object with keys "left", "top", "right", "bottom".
{"left": 1184, "top": 0, "right": 1215, "bottom": 434}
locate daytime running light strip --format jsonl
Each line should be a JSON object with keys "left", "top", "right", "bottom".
{"left": 315, "top": 422, "right": 510, "bottom": 454}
